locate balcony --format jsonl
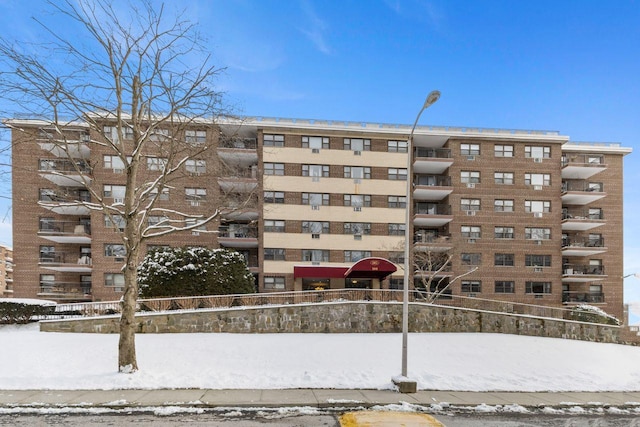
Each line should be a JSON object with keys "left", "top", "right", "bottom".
{"left": 561, "top": 181, "right": 606, "bottom": 205}
{"left": 413, "top": 148, "right": 453, "bottom": 174}
{"left": 39, "top": 251, "right": 92, "bottom": 273}
{"left": 562, "top": 291, "right": 605, "bottom": 304}
{"left": 414, "top": 203, "right": 453, "bottom": 227}
{"left": 39, "top": 158, "right": 92, "bottom": 187}
{"left": 221, "top": 195, "right": 259, "bottom": 221}
{"left": 561, "top": 154, "right": 606, "bottom": 179}
{"left": 39, "top": 190, "right": 91, "bottom": 215}
{"left": 217, "top": 167, "right": 258, "bottom": 193}
{"left": 218, "top": 225, "right": 259, "bottom": 248}
{"left": 413, "top": 231, "right": 452, "bottom": 252}
{"left": 562, "top": 236, "right": 607, "bottom": 256}
{"left": 217, "top": 138, "right": 258, "bottom": 165}
{"left": 37, "top": 130, "right": 91, "bottom": 159}
{"left": 413, "top": 175, "right": 453, "bottom": 201}
{"left": 562, "top": 264, "right": 606, "bottom": 282}
{"left": 562, "top": 208, "right": 605, "bottom": 231}
{"left": 38, "top": 282, "right": 92, "bottom": 301}
{"left": 39, "top": 220, "right": 91, "bottom": 244}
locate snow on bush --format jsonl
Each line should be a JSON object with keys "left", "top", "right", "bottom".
{"left": 570, "top": 304, "right": 621, "bottom": 326}
{"left": 0, "top": 298, "right": 56, "bottom": 324}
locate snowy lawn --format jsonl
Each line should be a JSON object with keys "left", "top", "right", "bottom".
{"left": 2, "top": 323, "right": 640, "bottom": 392}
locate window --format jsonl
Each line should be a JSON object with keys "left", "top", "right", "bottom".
{"left": 344, "top": 194, "right": 371, "bottom": 207}
{"left": 302, "top": 193, "right": 329, "bottom": 206}
{"left": 264, "top": 276, "right": 285, "bottom": 290}
{"left": 388, "top": 140, "right": 408, "bottom": 153}
{"left": 39, "top": 217, "right": 56, "bottom": 231}
{"left": 461, "top": 281, "right": 481, "bottom": 293}
{"left": 525, "top": 173, "right": 551, "bottom": 186}
{"left": 264, "top": 163, "right": 285, "bottom": 176}
{"left": 525, "top": 200, "right": 551, "bottom": 213}
{"left": 344, "top": 250, "right": 371, "bottom": 262}
{"left": 147, "top": 215, "right": 168, "bottom": 227}
{"left": 302, "top": 249, "right": 329, "bottom": 262}
{"left": 389, "top": 252, "right": 405, "bottom": 264}
{"left": 494, "top": 172, "right": 514, "bottom": 184}
{"left": 103, "top": 155, "right": 126, "bottom": 171}
{"left": 525, "top": 255, "right": 552, "bottom": 267}
{"left": 186, "top": 159, "right": 206, "bottom": 175}
{"left": 588, "top": 182, "right": 604, "bottom": 192}
{"left": 525, "top": 227, "right": 551, "bottom": 240}
{"left": 264, "top": 220, "right": 285, "bottom": 232}
{"left": 461, "top": 143, "right": 480, "bottom": 156}
{"left": 105, "top": 273, "right": 125, "bottom": 291}
{"left": 302, "top": 221, "right": 329, "bottom": 234}
{"left": 525, "top": 146, "right": 551, "bottom": 159}
{"left": 389, "top": 277, "right": 404, "bottom": 289}
{"left": 494, "top": 253, "right": 514, "bottom": 266}
{"left": 39, "top": 245, "right": 55, "bottom": 262}
{"left": 461, "top": 226, "right": 481, "bottom": 239}
{"left": 494, "top": 226, "right": 514, "bottom": 239}
{"left": 185, "top": 188, "right": 207, "bottom": 202}
{"left": 461, "top": 253, "right": 481, "bottom": 265}
{"left": 149, "top": 187, "right": 169, "bottom": 201}
{"left": 344, "top": 138, "right": 370, "bottom": 151}
{"left": 302, "top": 164, "right": 329, "bottom": 177}
{"left": 494, "top": 199, "right": 514, "bottom": 212}
{"left": 40, "top": 274, "right": 55, "bottom": 290}
{"left": 344, "top": 222, "right": 371, "bottom": 235}
{"left": 264, "top": 248, "right": 285, "bottom": 261}
{"left": 185, "top": 130, "right": 206, "bottom": 144}
{"left": 104, "top": 244, "right": 126, "bottom": 258}
{"left": 105, "top": 214, "right": 125, "bottom": 232}
{"left": 264, "top": 191, "right": 285, "bottom": 204}
{"left": 264, "top": 134, "right": 284, "bottom": 147}
{"left": 103, "top": 185, "right": 126, "bottom": 199}
{"left": 388, "top": 168, "right": 407, "bottom": 180}
{"left": 461, "top": 171, "right": 480, "bottom": 183}
{"left": 388, "top": 223, "right": 405, "bottom": 235}
{"left": 589, "top": 208, "right": 603, "bottom": 220}
{"left": 302, "top": 136, "right": 329, "bottom": 149}
{"left": 185, "top": 218, "right": 207, "bottom": 232}
{"left": 39, "top": 189, "right": 56, "bottom": 202}
{"left": 461, "top": 198, "right": 480, "bottom": 211}
{"left": 495, "top": 281, "right": 515, "bottom": 293}
{"left": 494, "top": 145, "right": 513, "bottom": 157}
{"left": 388, "top": 196, "right": 406, "bottom": 208}
{"left": 146, "top": 157, "right": 167, "bottom": 171}
{"left": 344, "top": 166, "right": 371, "bottom": 179}
{"left": 525, "top": 281, "right": 552, "bottom": 294}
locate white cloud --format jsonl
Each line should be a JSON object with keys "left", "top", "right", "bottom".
{"left": 297, "top": 0, "right": 332, "bottom": 55}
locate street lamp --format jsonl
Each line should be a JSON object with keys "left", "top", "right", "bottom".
{"left": 394, "top": 90, "right": 440, "bottom": 393}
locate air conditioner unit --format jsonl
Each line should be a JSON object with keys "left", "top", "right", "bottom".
{"left": 467, "top": 155, "right": 476, "bottom": 161}
{"left": 468, "top": 293, "right": 477, "bottom": 298}
{"left": 312, "top": 177, "right": 320, "bottom": 182}
{"left": 536, "top": 240, "right": 543, "bottom": 245}
{"left": 311, "top": 205, "right": 320, "bottom": 210}
{"left": 466, "top": 183, "right": 476, "bottom": 188}
{"left": 81, "top": 134, "right": 90, "bottom": 142}
{"left": 312, "top": 261, "right": 320, "bottom": 266}
{"left": 354, "top": 151, "right": 362, "bottom": 156}
{"left": 114, "top": 198, "right": 124, "bottom": 204}
{"left": 112, "top": 168, "right": 124, "bottom": 174}
{"left": 466, "top": 210, "right": 476, "bottom": 216}
{"left": 534, "top": 267, "right": 543, "bottom": 273}
{"left": 353, "top": 179, "right": 361, "bottom": 184}
{"left": 190, "top": 200, "right": 201, "bottom": 207}
{"left": 311, "top": 148, "right": 320, "bottom": 154}
{"left": 189, "top": 172, "right": 202, "bottom": 177}
{"left": 353, "top": 206, "right": 362, "bottom": 212}
{"left": 354, "top": 234, "right": 362, "bottom": 240}
{"left": 467, "top": 238, "right": 476, "bottom": 244}
{"left": 534, "top": 212, "right": 543, "bottom": 218}
{"left": 533, "top": 185, "right": 543, "bottom": 190}
{"left": 192, "top": 231, "right": 200, "bottom": 236}
{"left": 534, "top": 158, "right": 543, "bottom": 163}
{"left": 311, "top": 233, "right": 320, "bottom": 239}
{"left": 115, "top": 257, "right": 124, "bottom": 262}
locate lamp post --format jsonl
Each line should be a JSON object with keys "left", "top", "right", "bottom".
{"left": 395, "top": 90, "right": 440, "bottom": 393}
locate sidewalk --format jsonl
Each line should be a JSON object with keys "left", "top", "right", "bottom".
{"left": 1, "top": 389, "right": 640, "bottom": 410}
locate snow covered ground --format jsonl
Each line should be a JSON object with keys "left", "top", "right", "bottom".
{"left": 2, "top": 323, "right": 640, "bottom": 392}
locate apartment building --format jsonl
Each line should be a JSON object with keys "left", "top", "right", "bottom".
{"left": 6, "top": 117, "right": 631, "bottom": 319}
{"left": 0, "top": 244, "right": 13, "bottom": 297}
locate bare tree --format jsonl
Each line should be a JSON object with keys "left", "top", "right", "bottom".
{"left": 413, "top": 250, "right": 477, "bottom": 303}
{"left": 0, "top": 0, "right": 232, "bottom": 372}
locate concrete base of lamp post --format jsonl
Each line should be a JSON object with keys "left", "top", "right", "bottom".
{"left": 392, "top": 376, "right": 417, "bottom": 393}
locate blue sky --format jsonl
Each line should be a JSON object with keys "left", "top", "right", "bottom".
{"left": 1, "top": 0, "right": 639, "bottom": 310}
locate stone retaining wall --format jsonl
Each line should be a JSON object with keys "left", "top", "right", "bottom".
{"left": 40, "top": 301, "right": 633, "bottom": 344}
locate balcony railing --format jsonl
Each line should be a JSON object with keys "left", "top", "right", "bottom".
{"left": 414, "top": 233, "right": 451, "bottom": 244}
{"left": 39, "top": 282, "right": 92, "bottom": 297}
{"left": 562, "top": 236, "right": 605, "bottom": 248}
{"left": 38, "top": 159, "right": 91, "bottom": 174}
{"left": 562, "top": 154, "right": 604, "bottom": 167}
{"left": 39, "top": 220, "right": 91, "bottom": 235}
{"left": 562, "top": 181, "right": 604, "bottom": 192}
{"left": 39, "top": 252, "right": 92, "bottom": 265}
{"left": 415, "top": 175, "right": 452, "bottom": 186}
{"left": 562, "top": 209, "right": 604, "bottom": 220}
{"left": 415, "top": 203, "right": 451, "bottom": 215}
{"left": 414, "top": 148, "right": 451, "bottom": 159}
{"left": 563, "top": 264, "right": 606, "bottom": 275}
{"left": 39, "top": 191, "right": 91, "bottom": 203}
{"left": 218, "top": 226, "right": 258, "bottom": 238}
{"left": 562, "top": 291, "right": 604, "bottom": 304}
{"left": 219, "top": 138, "right": 257, "bottom": 150}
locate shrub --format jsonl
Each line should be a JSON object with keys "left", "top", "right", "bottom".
{"left": 0, "top": 299, "right": 56, "bottom": 324}
{"left": 569, "top": 304, "right": 621, "bottom": 325}
{"left": 138, "top": 247, "right": 255, "bottom": 298}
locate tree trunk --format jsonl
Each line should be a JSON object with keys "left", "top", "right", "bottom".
{"left": 118, "top": 255, "right": 139, "bottom": 372}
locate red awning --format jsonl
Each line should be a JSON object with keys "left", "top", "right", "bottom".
{"left": 294, "top": 257, "right": 397, "bottom": 280}
{"left": 344, "top": 257, "right": 397, "bottom": 279}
